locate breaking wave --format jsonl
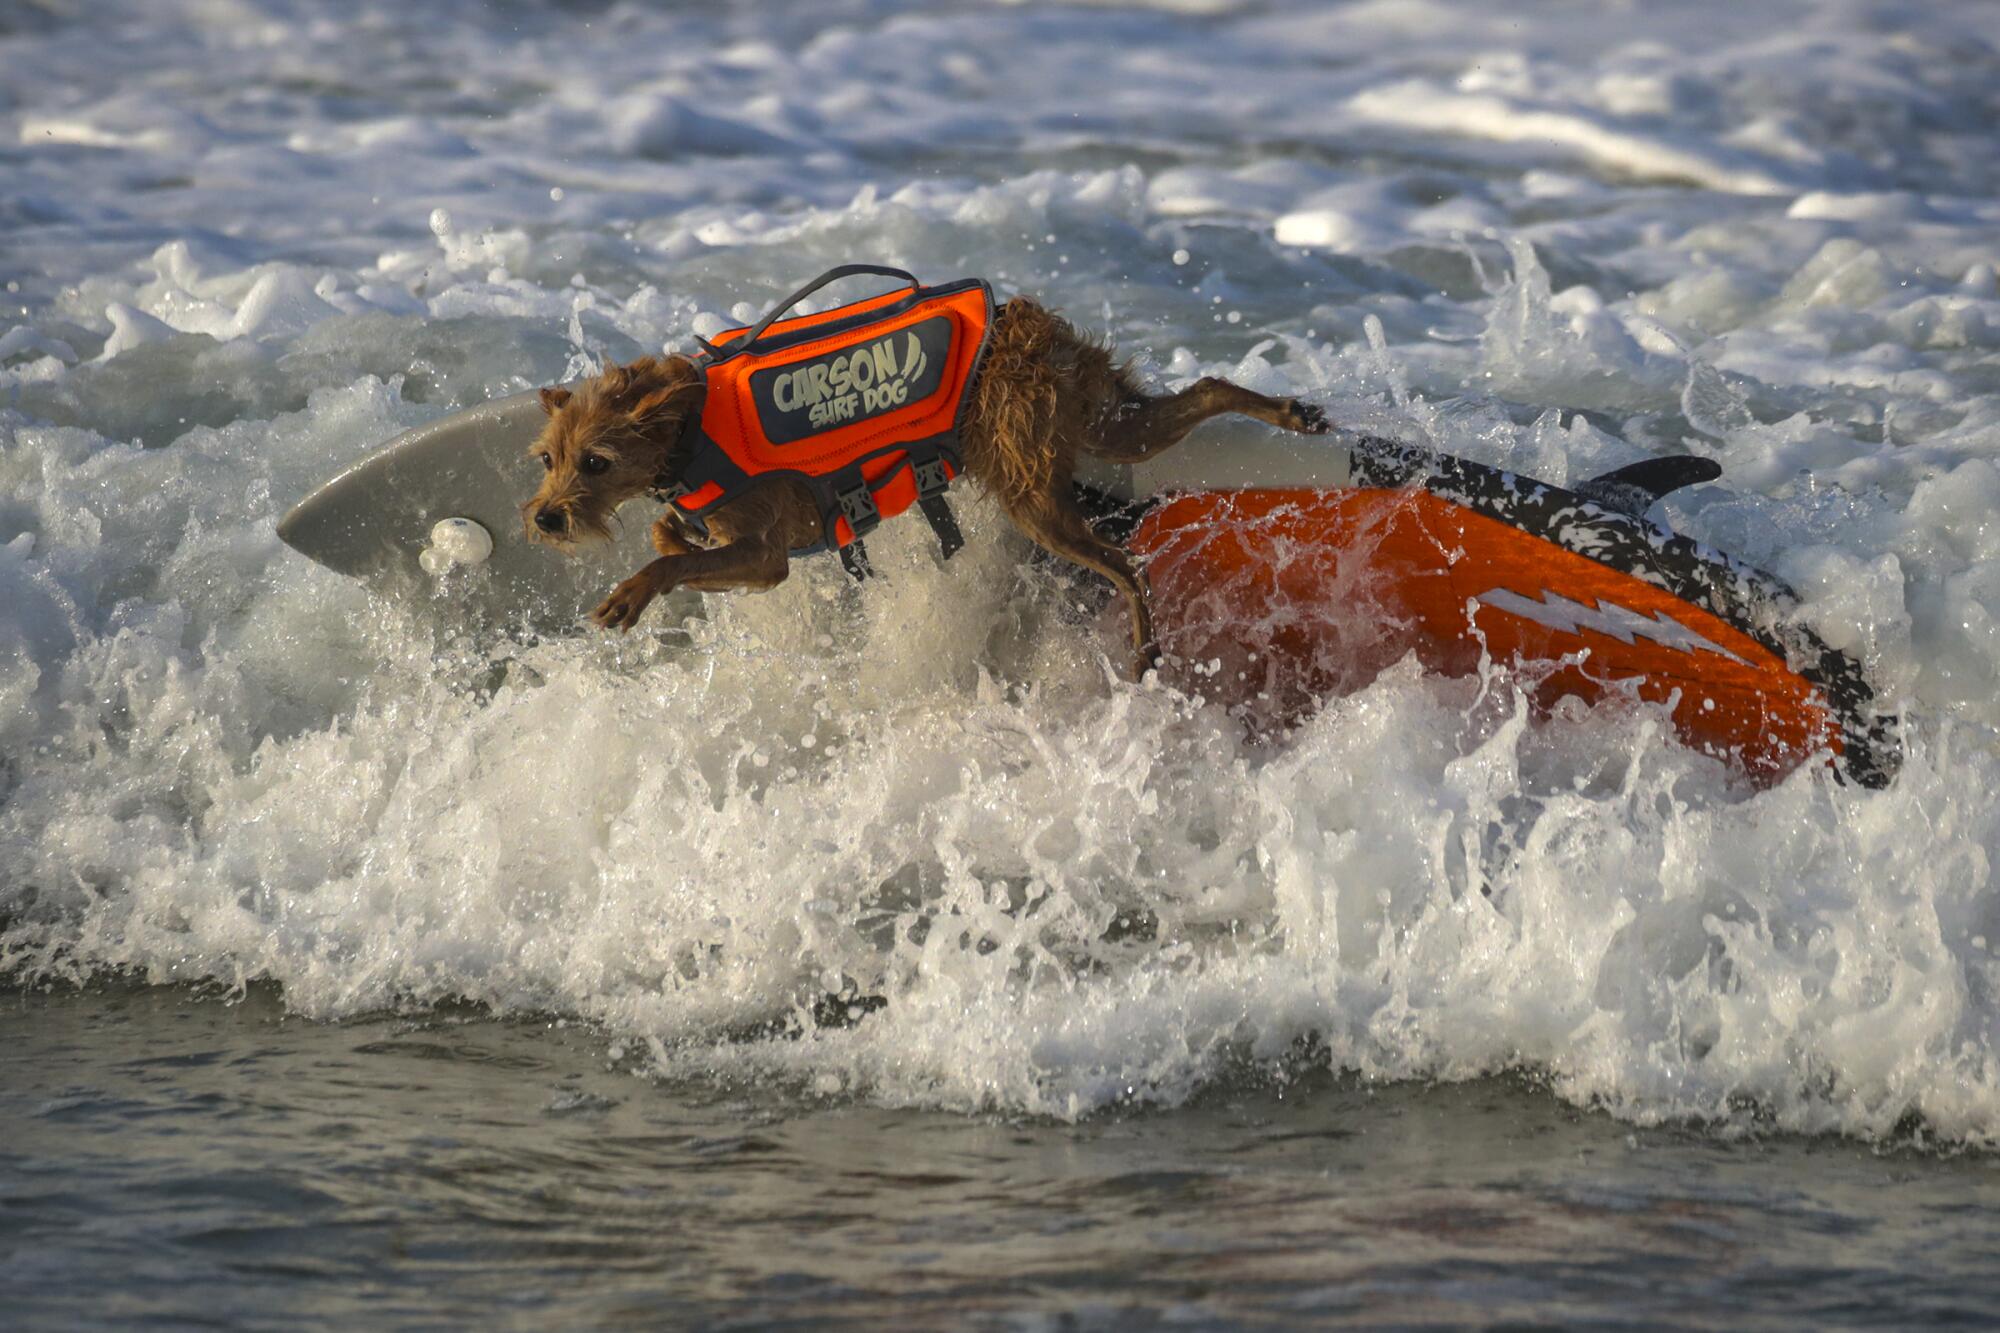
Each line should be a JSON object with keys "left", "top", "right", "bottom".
{"left": 5, "top": 0, "right": 2000, "bottom": 1144}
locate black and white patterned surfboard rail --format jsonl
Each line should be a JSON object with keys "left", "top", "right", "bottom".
{"left": 1344, "top": 434, "right": 1900, "bottom": 788}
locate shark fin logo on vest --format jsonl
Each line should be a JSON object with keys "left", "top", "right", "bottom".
{"left": 749, "top": 315, "right": 954, "bottom": 446}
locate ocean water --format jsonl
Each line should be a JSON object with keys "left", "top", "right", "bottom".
{"left": 5, "top": 0, "right": 2000, "bottom": 1322}
{"left": 9, "top": 984, "right": 2000, "bottom": 1328}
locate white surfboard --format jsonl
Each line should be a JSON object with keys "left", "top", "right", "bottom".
{"left": 275, "top": 386, "right": 1353, "bottom": 629}
{"left": 276, "top": 388, "right": 679, "bottom": 627}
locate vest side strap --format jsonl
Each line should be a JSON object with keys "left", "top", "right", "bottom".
{"left": 839, "top": 539, "right": 873, "bottom": 581}
{"left": 918, "top": 495, "right": 964, "bottom": 561}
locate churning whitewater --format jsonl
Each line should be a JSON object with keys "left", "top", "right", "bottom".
{"left": 5, "top": 0, "right": 2000, "bottom": 1144}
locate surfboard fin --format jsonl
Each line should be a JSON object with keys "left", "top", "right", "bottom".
{"left": 1573, "top": 456, "right": 1722, "bottom": 516}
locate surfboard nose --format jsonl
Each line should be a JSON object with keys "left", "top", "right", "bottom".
{"left": 276, "top": 478, "right": 384, "bottom": 580}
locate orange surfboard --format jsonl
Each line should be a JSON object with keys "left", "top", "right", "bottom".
{"left": 1126, "top": 441, "right": 1897, "bottom": 788}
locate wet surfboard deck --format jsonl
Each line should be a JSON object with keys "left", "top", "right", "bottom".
{"left": 271, "top": 386, "right": 1342, "bottom": 626}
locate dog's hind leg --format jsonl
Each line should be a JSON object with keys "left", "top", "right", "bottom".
{"left": 1004, "top": 486, "right": 1157, "bottom": 677}
{"left": 1088, "top": 377, "right": 1329, "bottom": 463}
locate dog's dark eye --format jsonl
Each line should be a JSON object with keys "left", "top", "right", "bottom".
{"left": 582, "top": 454, "right": 610, "bottom": 475}
{"left": 538, "top": 452, "right": 553, "bottom": 471}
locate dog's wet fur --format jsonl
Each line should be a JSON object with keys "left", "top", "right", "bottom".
{"left": 522, "top": 296, "right": 1328, "bottom": 676}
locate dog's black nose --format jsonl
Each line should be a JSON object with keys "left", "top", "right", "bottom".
{"left": 534, "top": 508, "right": 567, "bottom": 534}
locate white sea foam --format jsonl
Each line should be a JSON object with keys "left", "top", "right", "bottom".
{"left": 1346, "top": 83, "right": 1802, "bottom": 197}
{"left": 4, "top": 0, "right": 2000, "bottom": 1144}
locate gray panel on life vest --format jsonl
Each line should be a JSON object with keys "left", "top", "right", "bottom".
{"left": 274, "top": 387, "right": 684, "bottom": 628}
{"left": 747, "top": 315, "right": 955, "bottom": 446}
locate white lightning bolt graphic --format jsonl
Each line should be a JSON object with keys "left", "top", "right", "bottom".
{"left": 1475, "top": 588, "right": 1746, "bottom": 664}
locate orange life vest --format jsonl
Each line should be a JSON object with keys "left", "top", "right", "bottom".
{"left": 656, "top": 265, "right": 994, "bottom": 576}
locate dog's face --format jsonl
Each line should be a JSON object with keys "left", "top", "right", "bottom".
{"left": 521, "top": 356, "right": 703, "bottom": 549}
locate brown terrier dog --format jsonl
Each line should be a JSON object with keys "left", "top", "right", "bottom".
{"left": 522, "top": 297, "right": 1328, "bottom": 675}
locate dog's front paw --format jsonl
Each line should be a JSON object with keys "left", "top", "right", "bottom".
{"left": 1287, "top": 400, "right": 1332, "bottom": 435}
{"left": 592, "top": 571, "right": 662, "bottom": 632}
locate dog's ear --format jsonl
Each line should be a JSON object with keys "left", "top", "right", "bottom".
{"left": 634, "top": 378, "right": 703, "bottom": 426}
{"left": 539, "top": 386, "right": 572, "bottom": 415}
{"left": 631, "top": 355, "right": 703, "bottom": 425}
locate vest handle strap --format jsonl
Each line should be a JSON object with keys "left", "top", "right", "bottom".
{"left": 738, "top": 264, "right": 920, "bottom": 352}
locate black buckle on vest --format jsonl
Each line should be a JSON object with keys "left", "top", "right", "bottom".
{"left": 650, "top": 478, "right": 692, "bottom": 504}
{"left": 913, "top": 457, "right": 950, "bottom": 498}
{"left": 910, "top": 454, "right": 961, "bottom": 560}
{"left": 835, "top": 483, "right": 881, "bottom": 537}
